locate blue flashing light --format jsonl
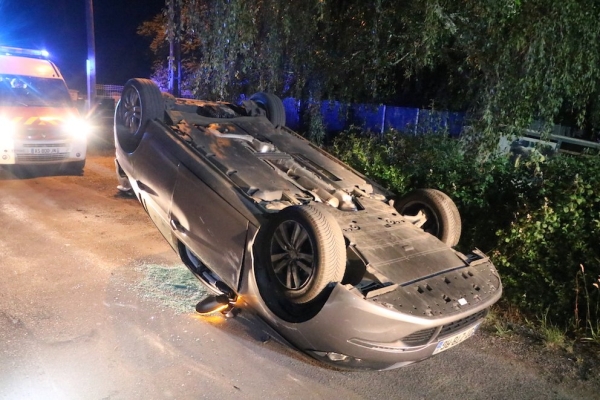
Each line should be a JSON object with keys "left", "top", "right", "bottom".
{"left": 0, "top": 46, "right": 49, "bottom": 59}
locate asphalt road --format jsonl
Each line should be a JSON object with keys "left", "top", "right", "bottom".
{"left": 0, "top": 149, "right": 597, "bottom": 400}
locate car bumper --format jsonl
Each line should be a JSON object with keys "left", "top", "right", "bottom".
{"left": 244, "top": 267, "right": 501, "bottom": 371}
{"left": 0, "top": 138, "right": 87, "bottom": 165}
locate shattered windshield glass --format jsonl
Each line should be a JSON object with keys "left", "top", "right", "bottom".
{"left": 0, "top": 74, "right": 72, "bottom": 107}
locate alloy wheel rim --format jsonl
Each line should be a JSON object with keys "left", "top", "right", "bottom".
{"left": 270, "top": 220, "right": 315, "bottom": 290}
{"left": 121, "top": 87, "right": 142, "bottom": 134}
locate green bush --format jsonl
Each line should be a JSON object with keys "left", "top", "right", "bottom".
{"left": 331, "top": 129, "right": 600, "bottom": 337}
{"left": 494, "top": 154, "right": 600, "bottom": 327}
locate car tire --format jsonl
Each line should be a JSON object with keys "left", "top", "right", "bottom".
{"left": 250, "top": 92, "right": 286, "bottom": 127}
{"left": 394, "top": 189, "right": 461, "bottom": 247}
{"left": 262, "top": 205, "right": 346, "bottom": 304}
{"left": 114, "top": 78, "right": 164, "bottom": 153}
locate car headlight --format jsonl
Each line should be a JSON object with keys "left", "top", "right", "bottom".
{"left": 0, "top": 116, "right": 16, "bottom": 138}
{"left": 63, "top": 117, "right": 92, "bottom": 138}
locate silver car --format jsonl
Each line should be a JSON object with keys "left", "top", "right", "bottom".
{"left": 114, "top": 78, "right": 502, "bottom": 371}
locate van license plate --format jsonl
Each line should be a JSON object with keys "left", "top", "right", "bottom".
{"left": 30, "top": 148, "right": 61, "bottom": 154}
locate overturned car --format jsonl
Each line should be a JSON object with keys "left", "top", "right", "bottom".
{"left": 114, "top": 78, "right": 502, "bottom": 371}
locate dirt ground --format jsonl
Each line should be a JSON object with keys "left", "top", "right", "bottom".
{"left": 0, "top": 140, "right": 599, "bottom": 399}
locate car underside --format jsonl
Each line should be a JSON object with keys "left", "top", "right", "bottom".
{"left": 114, "top": 78, "right": 502, "bottom": 370}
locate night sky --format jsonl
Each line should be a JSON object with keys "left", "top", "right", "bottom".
{"left": 0, "top": 0, "right": 166, "bottom": 91}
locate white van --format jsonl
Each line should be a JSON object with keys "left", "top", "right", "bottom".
{"left": 0, "top": 46, "right": 89, "bottom": 173}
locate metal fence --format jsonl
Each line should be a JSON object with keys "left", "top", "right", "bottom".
{"left": 96, "top": 84, "right": 123, "bottom": 100}
{"left": 282, "top": 99, "right": 465, "bottom": 137}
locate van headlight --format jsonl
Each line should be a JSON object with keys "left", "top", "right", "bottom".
{"left": 63, "top": 118, "right": 92, "bottom": 138}
{"left": 0, "top": 116, "right": 16, "bottom": 138}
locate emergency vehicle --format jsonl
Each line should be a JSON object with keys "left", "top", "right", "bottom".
{"left": 0, "top": 46, "right": 88, "bottom": 172}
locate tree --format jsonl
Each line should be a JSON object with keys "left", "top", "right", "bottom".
{"left": 137, "top": 14, "right": 169, "bottom": 90}
{"left": 141, "top": 0, "right": 600, "bottom": 144}
{"left": 418, "top": 1, "right": 600, "bottom": 145}
{"left": 137, "top": 7, "right": 201, "bottom": 93}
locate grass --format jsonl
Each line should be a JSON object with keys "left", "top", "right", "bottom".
{"left": 538, "top": 310, "right": 569, "bottom": 350}
{"left": 575, "top": 264, "right": 600, "bottom": 345}
{"left": 483, "top": 308, "right": 513, "bottom": 337}
{"left": 483, "top": 265, "right": 600, "bottom": 350}
{"left": 485, "top": 305, "right": 571, "bottom": 351}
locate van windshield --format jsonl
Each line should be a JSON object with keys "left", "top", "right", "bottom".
{"left": 0, "top": 74, "right": 72, "bottom": 107}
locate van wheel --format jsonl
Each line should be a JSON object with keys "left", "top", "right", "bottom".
{"left": 60, "top": 160, "right": 85, "bottom": 175}
{"left": 114, "top": 78, "right": 163, "bottom": 153}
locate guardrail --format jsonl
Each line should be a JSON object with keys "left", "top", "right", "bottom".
{"left": 521, "top": 129, "right": 600, "bottom": 155}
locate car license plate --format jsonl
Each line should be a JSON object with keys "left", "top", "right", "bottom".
{"left": 432, "top": 323, "right": 480, "bottom": 355}
{"left": 29, "top": 147, "right": 62, "bottom": 154}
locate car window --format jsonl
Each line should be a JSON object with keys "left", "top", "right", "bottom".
{"left": 0, "top": 74, "right": 72, "bottom": 107}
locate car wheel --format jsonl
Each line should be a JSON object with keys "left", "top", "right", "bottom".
{"left": 394, "top": 189, "right": 461, "bottom": 247}
{"left": 263, "top": 205, "right": 346, "bottom": 304}
{"left": 250, "top": 92, "right": 286, "bottom": 127}
{"left": 114, "top": 78, "right": 164, "bottom": 153}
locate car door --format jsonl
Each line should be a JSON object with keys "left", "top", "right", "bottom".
{"left": 169, "top": 162, "right": 249, "bottom": 290}
{"left": 131, "top": 125, "right": 180, "bottom": 248}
